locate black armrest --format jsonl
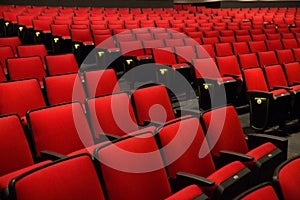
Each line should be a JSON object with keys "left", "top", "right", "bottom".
{"left": 176, "top": 108, "right": 201, "bottom": 117}
{"left": 273, "top": 86, "right": 292, "bottom": 90}
{"left": 220, "top": 150, "right": 254, "bottom": 162}
{"left": 247, "top": 91, "right": 273, "bottom": 100}
{"left": 293, "top": 81, "right": 300, "bottom": 85}
{"left": 94, "top": 133, "right": 121, "bottom": 143}
{"left": 176, "top": 172, "right": 215, "bottom": 187}
{"left": 40, "top": 150, "right": 67, "bottom": 161}
{"left": 247, "top": 133, "right": 288, "bottom": 160}
{"left": 223, "top": 73, "right": 240, "bottom": 79}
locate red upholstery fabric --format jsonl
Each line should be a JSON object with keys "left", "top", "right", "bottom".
{"left": 86, "top": 93, "right": 141, "bottom": 138}
{"left": 0, "top": 36, "right": 21, "bottom": 55}
{"left": 266, "top": 40, "right": 283, "bottom": 51}
{"left": 246, "top": 142, "right": 277, "bottom": 163}
{"left": 0, "top": 79, "right": 46, "bottom": 118}
{"left": 0, "top": 67, "right": 6, "bottom": 82}
{"left": 277, "top": 157, "right": 300, "bottom": 200}
{"left": 44, "top": 73, "right": 86, "bottom": 105}
{"left": 206, "top": 161, "right": 245, "bottom": 196}
{"left": 157, "top": 118, "right": 216, "bottom": 179}
{"left": 0, "top": 46, "right": 15, "bottom": 72}
{"left": 6, "top": 56, "right": 46, "bottom": 83}
{"left": 28, "top": 102, "right": 94, "bottom": 156}
{"left": 232, "top": 42, "right": 250, "bottom": 55}
{"left": 0, "top": 115, "right": 34, "bottom": 176}
{"left": 0, "top": 160, "right": 50, "bottom": 191}
{"left": 196, "top": 44, "right": 216, "bottom": 58}
{"left": 249, "top": 41, "right": 267, "bottom": 53}
{"left": 71, "top": 28, "right": 94, "bottom": 43}
{"left": 45, "top": 54, "right": 78, "bottom": 75}
{"left": 264, "top": 65, "right": 289, "bottom": 90}
{"left": 175, "top": 45, "right": 197, "bottom": 63}
{"left": 216, "top": 55, "right": 242, "bottom": 80}
{"left": 132, "top": 85, "right": 175, "bottom": 125}
{"left": 282, "top": 39, "right": 299, "bottom": 49}
{"left": 293, "top": 48, "right": 300, "bottom": 62}
{"left": 244, "top": 68, "right": 269, "bottom": 92}
{"left": 119, "top": 40, "right": 149, "bottom": 57}
{"left": 283, "top": 62, "right": 300, "bottom": 86}
{"left": 276, "top": 49, "right": 295, "bottom": 64}
{"left": 143, "top": 39, "right": 165, "bottom": 55}
{"left": 193, "top": 58, "right": 220, "bottom": 79}
{"left": 239, "top": 53, "right": 259, "bottom": 69}
{"left": 11, "top": 155, "right": 105, "bottom": 200}
{"left": 258, "top": 51, "right": 278, "bottom": 66}
{"left": 84, "top": 69, "right": 120, "bottom": 98}
{"left": 239, "top": 185, "right": 279, "bottom": 200}
{"left": 165, "top": 185, "right": 204, "bottom": 200}
{"left": 96, "top": 133, "right": 173, "bottom": 200}
{"left": 17, "top": 44, "right": 47, "bottom": 65}
{"left": 215, "top": 43, "right": 233, "bottom": 57}
{"left": 202, "top": 106, "right": 249, "bottom": 156}
{"left": 153, "top": 47, "right": 177, "bottom": 65}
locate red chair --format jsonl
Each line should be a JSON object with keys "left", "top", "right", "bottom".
{"left": 16, "top": 44, "right": 48, "bottom": 65}
{"left": 0, "top": 79, "right": 46, "bottom": 123}
{"left": 202, "top": 105, "right": 286, "bottom": 183}
{"left": 249, "top": 41, "right": 267, "bottom": 53}
{"left": 273, "top": 155, "right": 300, "bottom": 200}
{"left": 155, "top": 117, "right": 251, "bottom": 199}
{"left": 276, "top": 49, "right": 295, "bottom": 64}
{"left": 5, "top": 154, "right": 106, "bottom": 200}
{"left": 94, "top": 132, "right": 208, "bottom": 200}
{"left": 266, "top": 40, "right": 283, "bottom": 51}
{"left": 233, "top": 182, "right": 279, "bottom": 200}
{"left": 239, "top": 53, "right": 260, "bottom": 69}
{"left": 6, "top": 56, "right": 46, "bottom": 86}
{"left": 0, "top": 114, "right": 50, "bottom": 192}
{"left": 215, "top": 43, "right": 233, "bottom": 57}
{"left": 0, "top": 36, "right": 21, "bottom": 55}
{"left": 232, "top": 42, "right": 250, "bottom": 55}
{"left": 258, "top": 51, "right": 279, "bottom": 66}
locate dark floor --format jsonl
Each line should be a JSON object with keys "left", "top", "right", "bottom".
{"left": 239, "top": 112, "right": 300, "bottom": 159}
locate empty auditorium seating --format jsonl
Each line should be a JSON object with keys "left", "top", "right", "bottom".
{"left": 0, "top": 45, "right": 15, "bottom": 74}
{"left": 0, "top": 36, "right": 21, "bottom": 55}
{"left": 233, "top": 182, "right": 279, "bottom": 200}
{"left": 16, "top": 44, "right": 48, "bottom": 65}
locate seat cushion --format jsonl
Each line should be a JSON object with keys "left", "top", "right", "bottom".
{"left": 165, "top": 185, "right": 205, "bottom": 200}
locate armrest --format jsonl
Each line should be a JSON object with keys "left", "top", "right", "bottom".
{"left": 293, "top": 81, "right": 300, "bottom": 85}
{"left": 273, "top": 86, "right": 292, "bottom": 90}
{"left": 176, "top": 172, "right": 215, "bottom": 187}
{"left": 223, "top": 73, "right": 240, "bottom": 79}
{"left": 143, "top": 120, "right": 163, "bottom": 127}
{"left": 40, "top": 150, "right": 67, "bottom": 161}
{"left": 247, "top": 91, "right": 273, "bottom": 99}
{"left": 247, "top": 133, "right": 288, "bottom": 160}
{"left": 94, "top": 133, "right": 121, "bottom": 143}
{"left": 176, "top": 108, "right": 201, "bottom": 117}
{"left": 219, "top": 150, "right": 254, "bottom": 162}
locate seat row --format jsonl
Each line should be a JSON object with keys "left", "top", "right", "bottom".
{"left": 0, "top": 83, "right": 289, "bottom": 199}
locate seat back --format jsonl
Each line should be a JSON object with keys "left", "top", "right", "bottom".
{"left": 44, "top": 73, "right": 86, "bottom": 105}
{"left": 192, "top": 58, "right": 220, "bottom": 79}
{"left": 239, "top": 53, "right": 260, "bottom": 69}
{"left": 216, "top": 55, "right": 241, "bottom": 78}
{"left": 282, "top": 38, "right": 298, "bottom": 49}
{"left": 215, "top": 43, "right": 233, "bottom": 57}
{"left": 273, "top": 156, "right": 300, "bottom": 200}
{"left": 84, "top": 69, "right": 120, "bottom": 98}
{"left": 0, "top": 46, "right": 15, "bottom": 72}
{"left": 50, "top": 24, "right": 70, "bottom": 37}
{"left": 94, "top": 133, "right": 173, "bottom": 200}
{"left": 165, "top": 38, "right": 185, "bottom": 47}
{"left": 283, "top": 62, "right": 300, "bottom": 86}
{"left": 153, "top": 47, "right": 177, "bottom": 65}
{"left": 233, "top": 183, "right": 279, "bottom": 200}
{"left": 142, "top": 39, "right": 165, "bottom": 55}
{"left": 276, "top": 49, "right": 295, "bottom": 64}
{"left": 119, "top": 40, "right": 146, "bottom": 57}
{"left": 196, "top": 44, "right": 216, "bottom": 58}
{"left": 174, "top": 45, "right": 196, "bottom": 63}
{"left": 0, "top": 79, "right": 46, "bottom": 118}
{"left": 27, "top": 102, "right": 94, "bottom": 157}
{"left": 258, "top": 51, "right": 279, "bottom": 66}
{"left": 243, "top": 68, "right": 269, "bottom": 92}
{"left": 233, "top": 42, "right": 250, "bottom": 55}
{"left": 45, "top": 53, "right": 78, "bottom": 75}
{"left": 8, "top": 154, "right": 105, "bottom": 200}
{"left": 6, "top": 56, "right": 46, "bottom": 83}
{"left": 156, "top": 117, "right": 216, "bottom": 179}
{"left": 249, "top": 41, "right": 267, "bottom": 53}
{"left": 0, "top": 114, "right": 34, "bottom": 176}
{"left": 17, "top": 44, "right": 47, "bottom": 65}
{"left": 264, "top": 65, "right": 289, "bottom": 90}
{"left": 71, "top": 28, "right": 93, "bottom": 42}
{"left": 202, "top": 106, "right": 248, "bottom": 157}
{"left": 0, "top": 37, "right": 21, "bottom": 55}
{"left": 86, "top": 93, "right": 139, "bottom": 139}
{"left": 131, "top": 84, "right": 175, "bottom": 125}
{"left": 266, "top": 40, "right": 283, "bottom": 51}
